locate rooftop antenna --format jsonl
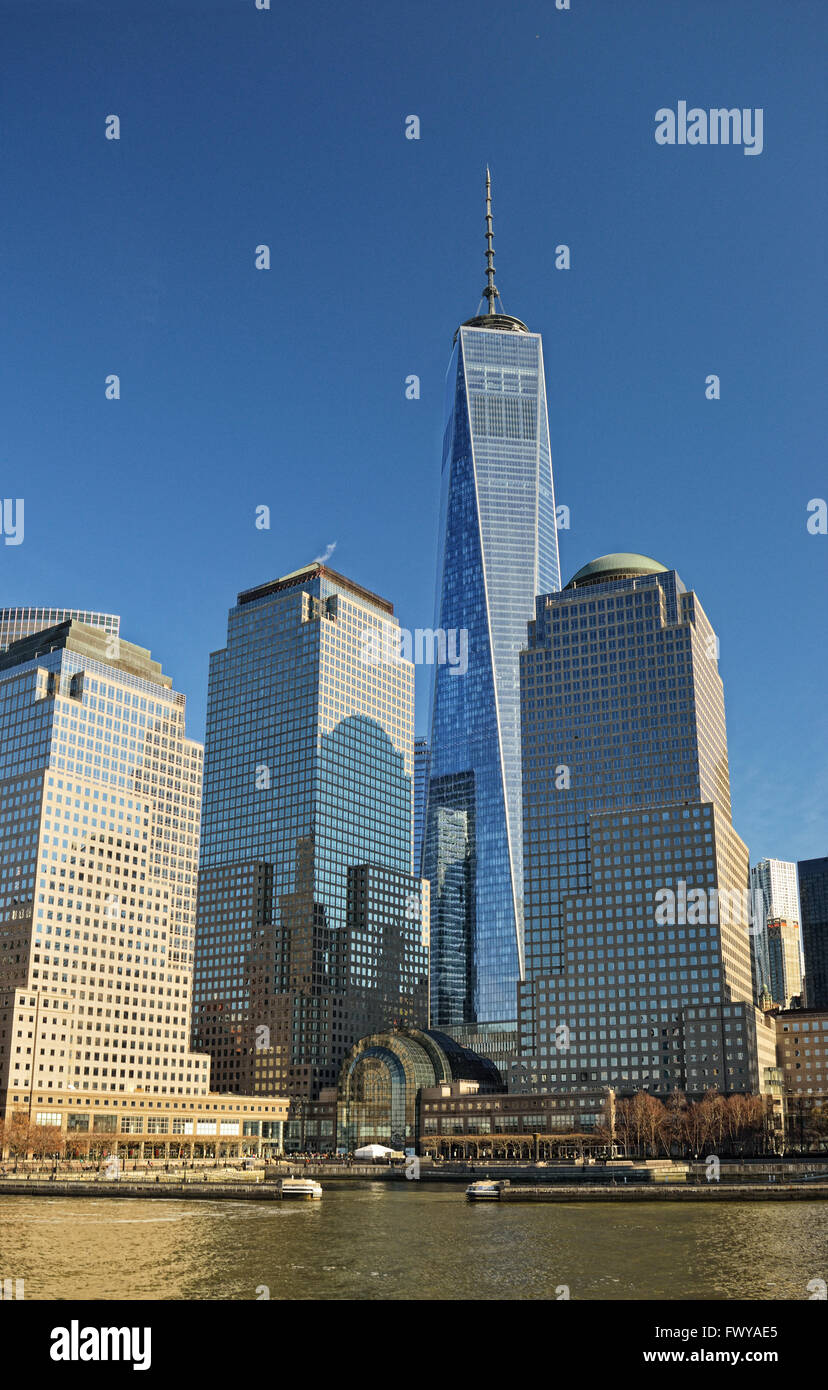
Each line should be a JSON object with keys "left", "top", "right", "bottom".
{"left": 482, "top": 165, "right": 499, "bottom": 315}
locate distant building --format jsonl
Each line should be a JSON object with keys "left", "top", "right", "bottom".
{"left": 518, "top": 553, "right": 773, "bottom": 1097}
{"left": 750, "top": 859, "right": 802, "bottom": 1005}
{"left": 0, "top": 607, "right": 119, "bottom": 651}
{"left": 751, "top": 859, "right": 801, "bottom": 923}
{"left": 775, "top": 1009, "right": 828, "bottom": 1128}
{"left": 767, "top": 919, "right": 804, "bottom": 1010}
{"left": 798, "top": 857, "right": 828, "bottom": 1010}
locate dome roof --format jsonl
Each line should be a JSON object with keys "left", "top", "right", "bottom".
{"left": 565, "top": 553, "right": 668, "bottom": 589}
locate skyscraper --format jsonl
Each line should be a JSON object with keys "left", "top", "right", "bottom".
{"left": 424, "top": 170, "right": 560, "bottom": 1030}
{"left": 517, "top": 554, "right": 776, "bottom": 1095}
{"left": 0, "top": 619, "right": 287, "bottom": 1158}
{"left": 798, "top": 856, "right": 828, "bottom": 1009}
{"left": 767, "top": 919, "right": 804, "bottom": 1009}
{"left": 751, "top": 859, "right": 801, "bottom": 925}
{"left": 0, "top": 607, "right": 119, "bottom": 652}
{"left": 0, "top": 618, "right": 208, "bottom": 1096}
{"left": 750, "top": 859, "right": 803, "bottom": 1008}
{"left": 413, "top": 735, "right": 430, "bottom": 876}
{"left": 193, "top": 563, "right": 429, "bottom": 1102}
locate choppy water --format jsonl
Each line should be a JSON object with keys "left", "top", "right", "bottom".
{"left": 1, "top": 1185, "right": 826, "bottom": 1300}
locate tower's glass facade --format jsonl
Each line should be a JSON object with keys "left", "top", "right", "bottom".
{"left": 798, "top": 857, "right": 828, "bottom": 1010}
{"left": 0, "top": 607, "right": 119, "bottom": 652}
{"left": 425, "top": 318, "right": 560, "bottom": 1029}
{"left": 193, "top": 565, "right": 429, "bottom": 1101}
{"left": 413, "top": 735, "right": 430, "bottom": 877}
{"left": 517, "top": 555, "right": 775, "bottom": 1096}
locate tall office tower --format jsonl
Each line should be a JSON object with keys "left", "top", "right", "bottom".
{"left": 193, "top": 564, "right": 429, "bottom": 1102}
{"left": 751, "top": 859, "right": 801, "bottom": 925}
{"left": 518, "top": 554, "right": 776, "bottom": 1096}
{"left": 424, "top": 170, "right": 560, "bottom": 1030}
{"left": 0, "top": 620, "right": 210, "bottom": 1099}
{"left": 413, "top": 736, "right": 430, "bottom": 876}
{"left": 798, "top": 857, "right": 828, "bottom": 1009}
{"left": 767, "top": 920, "right": 804, "bottom": 1009}
{"left": 0, "top": 607, "right": 119, "bottom": 651}
{"left": 745, "top": 909, "right": 773, "bottom": 1008}
{"left": 751, "top": 859, "right": 803, "bottom": 1008}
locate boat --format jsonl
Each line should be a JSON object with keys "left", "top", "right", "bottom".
{"left": 465, "top": 1179, "right": 502, "bottom": 1201}
{"left": 277, "top": 1177, "right": 322, "bottom": 1200}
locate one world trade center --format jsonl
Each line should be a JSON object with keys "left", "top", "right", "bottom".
{"left": 424, "top": 170, "right": 561, "bottom": 1028}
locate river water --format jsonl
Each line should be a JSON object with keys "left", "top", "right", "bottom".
{"left": 1, "top": 1185, "right": 826, "bottom": 1300}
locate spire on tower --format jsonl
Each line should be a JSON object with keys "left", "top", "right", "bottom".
{"left": 457, "top": 167, "right": 529, "bottom": 338}
{"left": 483, "top": 165, "right": 498, "bottom": 315}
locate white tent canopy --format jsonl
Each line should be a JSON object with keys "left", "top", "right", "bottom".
{"left": 353, "top": 1143, "right": 395, "bottom": 1160}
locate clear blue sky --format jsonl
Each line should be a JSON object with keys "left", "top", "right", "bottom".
{"left": 2, "top": 0, "right": 826, "bottom": 862}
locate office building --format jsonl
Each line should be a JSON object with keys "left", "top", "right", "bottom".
{"left": 775, "top": 1009, "right": 828, "bottom": 1146}
{"left": 0, "top": 620, "right": 287, "bottom": 1160}
{"left": 0, "top": 607, "right": 119, "bottom": 652}
{"left": 425, "top": 170, "right": 561, "bottom": 1029}
{"left": 517, "top": 553, "right": 775, "bottom": 1096}
{"left": 413, "top": 735, "right": 430, "bottom": 876}
{"left": 798, "top": 857, "right": 828, "bottom": 1009}
{"left": 767, "top": 919, "right": 804, "bottom": 1010}
{"left": 750, "top": 858, "right": 801, "bottom": 1005}
{"left": 193, "top": 563, "right": 429, "bottom": 1102}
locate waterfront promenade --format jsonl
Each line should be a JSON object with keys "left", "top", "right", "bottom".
{"left": 0, "top": 1156, "right": 826, "bottom": 1202}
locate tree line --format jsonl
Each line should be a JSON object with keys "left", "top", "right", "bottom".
{"left": 611, "top": 1089, "right": 828, "bottom": 1157}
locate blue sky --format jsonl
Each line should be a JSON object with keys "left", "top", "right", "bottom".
{"left": 2, "top": 0, "right": 826, "bottom": 862}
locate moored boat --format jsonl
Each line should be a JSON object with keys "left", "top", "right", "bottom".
{"left": 465, "top": 1179, "right": 502, "bottom": 1201}
{"left": 277, "top": 1177, "right": 322, "bottom": 1199}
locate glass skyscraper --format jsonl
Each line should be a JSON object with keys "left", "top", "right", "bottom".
{"left": 424, "top": 171, "right": 560, "bottom": 1029}
{"left": 798, "top": 857, "right": 828, "bottom": 1010}
{"left": 750, "top": 858, "right": 802, "bottom": 1005}
{"left": 413, "top": 735, "right": 430, "bottom": 876}
{"left": 767, "top": 918, "right": 804, "bottom": 1010}
{"left": 193, "top": 563, "right": 429, "bottom": 1102}
{"left": 518, "top": 554, "right": 777, "bottom": 1096}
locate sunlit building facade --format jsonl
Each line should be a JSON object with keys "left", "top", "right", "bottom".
{"left": 517, "top": 554, "right": 775, "bottom": 1096}
{"left": 749, "top": 859, "right": 802, "bottom": 1007}
{"left": 0, "top": 620, "right": 288, "bottom": 1160}
{"left": 425, "top": 172, "right": 560, "bottom": 1029}
{"left": 193, "top": 564, "right": 429, "bottom": 1102}
{"left": 767, "top": 919, "right": 804, "bottom": 1010}
{"left": 0, "top": 607, "right": 119, "bottom": 652}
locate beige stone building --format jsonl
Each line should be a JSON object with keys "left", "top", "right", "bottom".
{"left": 0, "top": 620, "right": 286, "bottom": 1159}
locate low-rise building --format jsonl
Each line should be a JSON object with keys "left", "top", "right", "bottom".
{"left": 775, "top": 1008, "right": 828, "bottom": 1104}
{"left": 2, "top": 1086, "right": 287, "bottom": 1159}
{"left": 419, "top": 1080, "right": 614, "bottom": 1160}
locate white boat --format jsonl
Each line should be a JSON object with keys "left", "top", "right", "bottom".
{"left": 465, "top": 1179, "right": 502, "bottom": 1201}
{"left": 277, "top": 1177, "right": 322, "bottom": 1200}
